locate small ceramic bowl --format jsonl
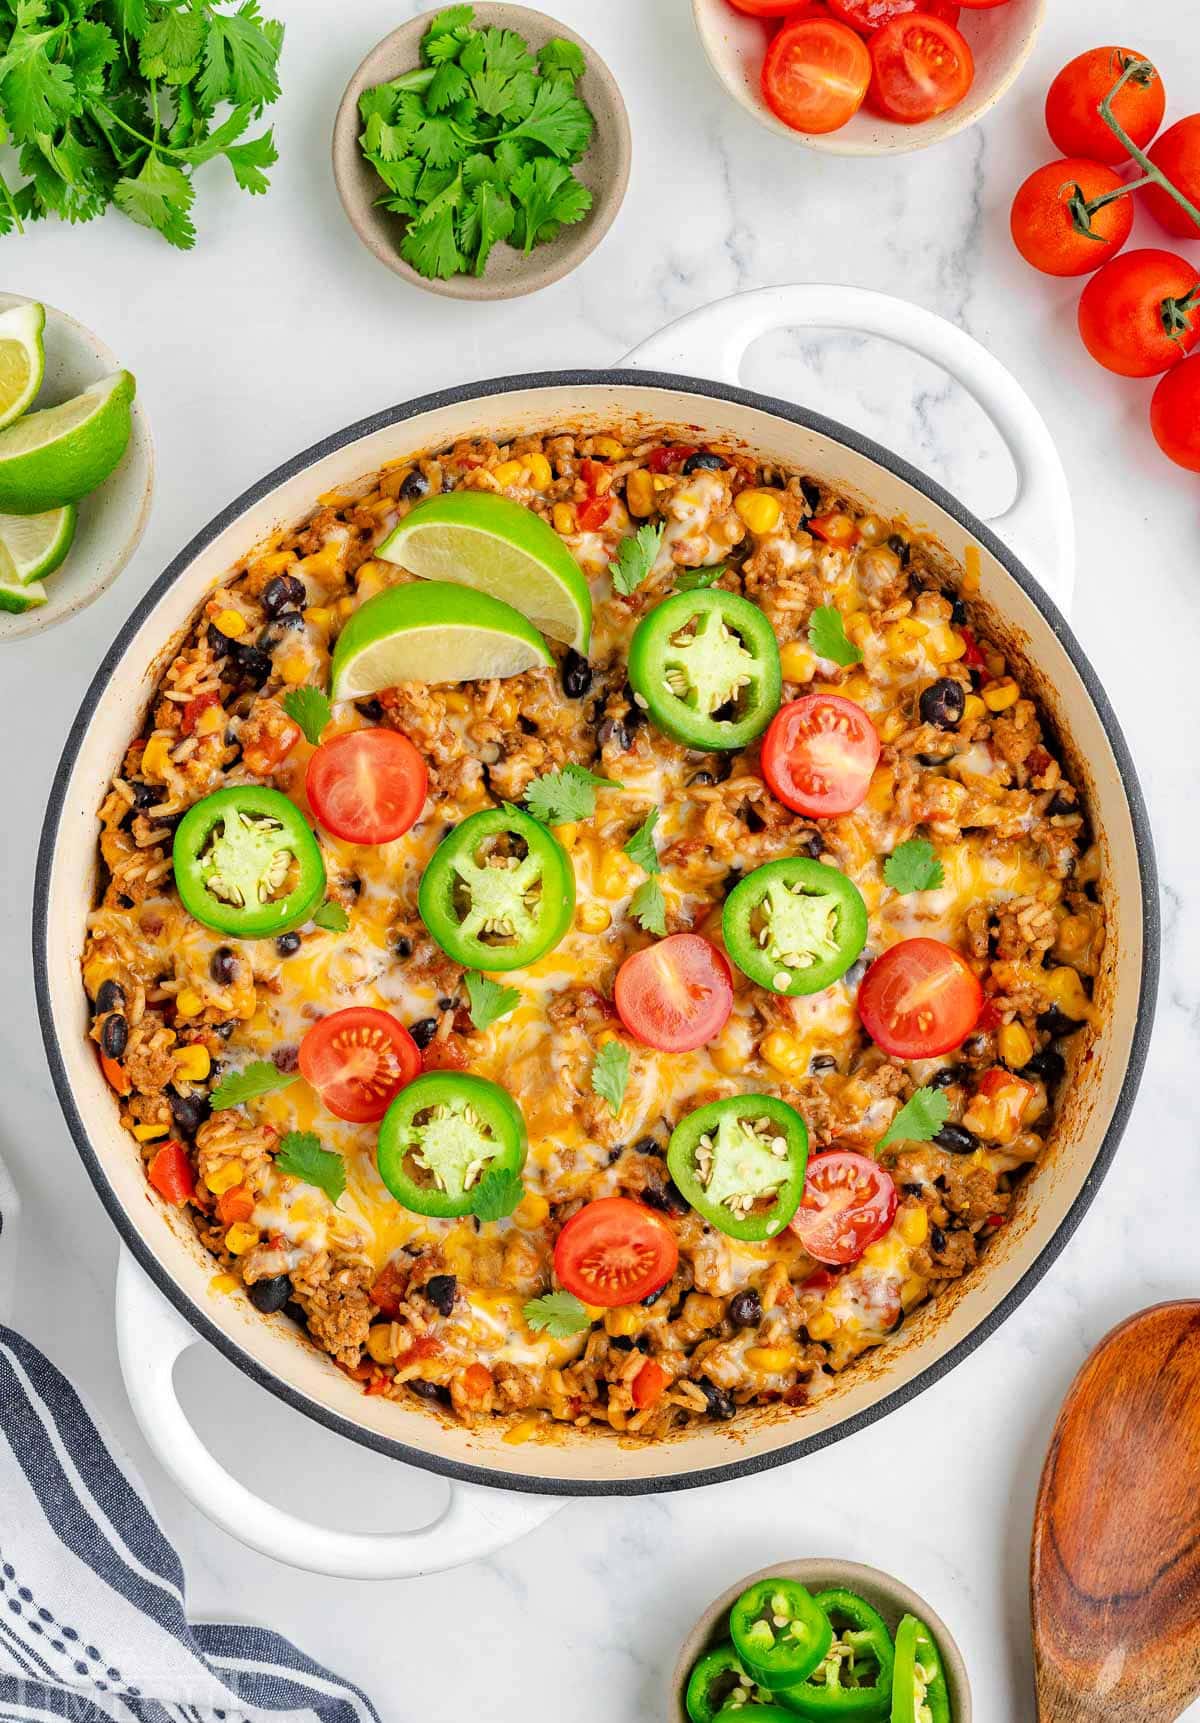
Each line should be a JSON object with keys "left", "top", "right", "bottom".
{"left": 0, "top": 294, "right": 154, "bottom": 643}
{"left": 332, "top": 4, "right": 631, "bottom": 300}
{"left": 671, "top": 1558, "right": 973, "bottom": 1720}
{"left": 691, "top": 0, "right": 1045, "bottom": 156}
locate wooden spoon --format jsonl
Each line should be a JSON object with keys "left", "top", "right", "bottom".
{"left": 1031, "top": 1301, "right": 1200, "bottom": 1721}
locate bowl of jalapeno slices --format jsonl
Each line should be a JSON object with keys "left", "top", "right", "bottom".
{"left": 672, "top": 1560, "right": 971, "bottom": 1722}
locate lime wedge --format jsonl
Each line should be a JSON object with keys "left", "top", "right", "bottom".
{"left": 377, "top": 491, "right": 592, "bottom": 653}
{"left": 0, "top": 302, "right": 45, "bottom": 431}
{"left": 0, "top": 369, "right": 135, "bottom": 514}
{"left": 0, "top": 574, "right": 46, "bottom": 613}
{"left": 331, "top": 580, "right": 553, "bottom": 702}
{"left": 0, "top": 503, "right": 76, "bottom": 584}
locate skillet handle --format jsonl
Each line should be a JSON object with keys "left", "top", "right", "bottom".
{"left": 621, "top": 285, "right": 1075, "bottom": 615}
{"left": 115, "top": 1249, "right": 563, "bottom": 1579}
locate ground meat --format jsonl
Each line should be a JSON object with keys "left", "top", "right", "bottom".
{"left": 290, "top": 1253, "right": 374, "bottom": 1368}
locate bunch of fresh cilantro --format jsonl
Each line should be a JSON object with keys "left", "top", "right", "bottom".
{"left": 0, "top": 0, "right": 284, "bottom": 249}
{"left": 358, "top": 4, "right": 595, "bottom": 281}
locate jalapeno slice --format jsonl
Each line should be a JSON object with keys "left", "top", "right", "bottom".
{"left": 717, "top": 1710, "right": 800, "bottom": 1722}
{"left": 627, "top": 589, "right": 782, "bottom": 751}
{"left": 731, "top": 1579, "right": 834, "bottom": 1691}
{"left": 686, "top": 1643, "right": 774, "bottom": 1723}
{"left": 724, "top": 858, "right": 867, "bottom": 997}
{"left": 890, "top": 1615, "right": 950, "bottom": 1723}
{"left": 418, "top": 804, "right": 575, "bottom": 972}
{"left": 376, "top": 1072, "right": 527, "bottom": 1219}
{"left": 172, "top": 787, "right": 326, "bottom": 939}
{"left": 668, "top": 1095, "right": 809, "bottom": 1241}
{"left": 779, "top": 1589, "right": 895, "bottom": 1720}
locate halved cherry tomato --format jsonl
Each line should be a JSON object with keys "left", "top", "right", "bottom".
{"left": 631, "top": 1359, "right": 671, "bottom": 1408}
{"left": 857, "top": 938, "right": 983, "bottom": 1058}
{"left": 828, "top": 0, "right": 959, "bottom": 33}
{"left": 614, "top": 933, "right": 733, "bottom": 1053}
{"left": 306, "top": 728, "right": 427, "bottom": 846}
{"left": 148, "top": 1141, "right": 195, "bottom": 1207}
{"left": 867, "top": 14, "right": 973, "bottom": 124}
{"left": 762, "top": 695, "right": 881, "bottom": 818}
{"left": 1011, "top": 159, "right": 1133, "bottom": 278}
{"left": 727, "top": 0, "right": 815, "bottom": 12}
{"left": 762, "top": 17, "right": 872, "bottom": 136}
{"left": 553, "top": 1196, "right": 679, "bottom": 1307}
{"left": 1077, "top": 249, "right": 1200, "bottom": 378}
{"left": 807, "top": 511, "right": 859, "bottom": 547}
{"left": 956, "top": 0, "right": 1009, "bottom": 6}
{"left": 1151, "top": 356, "right": 1200, "bottom": 472}
{"left": 299, "top": 1006, "right": 420, "bottom": 1123}
{"left": 1045, "top": 48, "right": 1165, "bottom": 166}
{"left": 1143, "top": 117, "right": 1200, "bottom": 240}
{"left": 790, "top": 1150, "right": 897, "bottom": 1266}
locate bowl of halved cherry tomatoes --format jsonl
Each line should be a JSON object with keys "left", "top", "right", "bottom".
{"left": 692, "top": 0, "right": 1044, "bottom": 154}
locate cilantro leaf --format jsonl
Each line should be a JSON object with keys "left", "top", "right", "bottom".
{"left": 510, "top": 78, "right": 593, "bottom": 160}
{"left": 630, "top": 877, "right": 667, "bottom": 937}
{"left": 609, "top": 523, "right": 664, "bottom": 597}
{"left": 312, "top": 902, "right": 349, "bottom": 933}
{"left": 523, "top": 1289, "right": 591, "bottom": 1338}
{"left": 675, "top": 565, "right": 724, "bottom": 592}
{"left": 883, "top": 839, "right": 945, "bottom": 895}
{"left": 877, "top": 1086, "right": 950, "bottom": 1153}
{"left": 0, "top": 30, "right": 75, "bottom": 142}
{"left": 523, "top": 762, "right": 620, "bottom": 826}
{"left": 461, "top": 178, "right": 513, "bottom": 275}
{"left": 807, "top": 605, "right": 862, "bottom": 668}
{"left": 591, "top": 1041, "right": 630, "bottom": 1116}
{"left": 539, "top": 39, "right": 586, "bottom": 83}
{"left": 225, "top": 128, "right": 277, "bottom": 195}
{"left": 280, "top": 683, "right": 331, "bottom": 745}
{"left": 421, "top": 6, "right": 475, "bottom": 66}
{"left": 276, "top": 1130, "right": 346, "bottom": 1206}
{"left": 139, "top": 10, "right": 206, "bottom": 84}
{"left": 465, "top": 970, "right": 520, "bottom": 1031}
{"left": 113, "top": 152, "right": 196, "bottom": 249}
{"left": 624, "top": 809, "right": 660, "bottom": 874}
{"left": 400, "top": 198, "right": 464, "bottom": 278}
{"left": 110, "top": 0, "right": 149, "bottom": 35}
{"left": 210, "top": 1059, "right": 299, "bottom": 1111}
{"left": 510, "top": 154, "right": 591, "bottom": 251}
{"left": 426, "top": 60, "right": 469, "bottom": 112}
{"left": 473, "top": 1167, "right": 524, "bottom": 1222}
{"left": 197, "top": 2, "right": 282, "bottom": 110}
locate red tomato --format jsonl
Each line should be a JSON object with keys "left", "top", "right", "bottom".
{"left": 148, "top": 1141, "right": 195, "bottom": 1207}
{"left": 306, "top": 728, "right": 427, "bottom": 845}
{"left": 578, "top": 494, "right": 615, "bottom": 532}
{"left": 369, "top": 1261, "right": 409, "bottom": 1319}
{"left": 1142, "top": 117, "right": 1200, "bottom": 240}
{"left": 762, "top": 17, "right": 872, "bottom": 135}
{"left": 857, "top": 938, "right": 983, "bottom": 1058}
{"left": 867, "top": 15, "right": 973, "bottom": 124}
{"left": 1045, "top": 48, "right": 1165, "bottom": 166}
{"left": 828, "top": 0, "right": 959, "bottom": 33}
{"left": 554, "top": 1197, "right": 679, "bottom": 1307}
{"left": 727, "top": 0, "right": 815, "bottom": 12}
{"left": 790, "top": 1151, "right": 897, "bottom": 1266}
{"left": 762, "top": 695, "right": 881, "bottom": 818}
{"left": 631, "top": 1359, "right": 671, "bottom": 1408}
{"left": 299, "top": 1007, "right": 420, "bottom": 1123}
{"left": 647, "top": 446, "right": 698, "bottom": 474}
{"left": 956, "top": 0, "right": 1009, "bottom": 6}
{"left": 421, "top": 1033, "right": 470, "bottom": 1072}
{"left": 181, "top": 690, "right": 220, "bottom": 737}
{"left": 614, "top": 934, "right": 733, "bottom": 1053}
{"left": 1010, "top": 158, "right": 1134, "bottom": 277}
{"left": 1077, "top": 249, "right": 1200, "bottom": 378}
{"left": 807, "top": 511, "right": 859, "bottom": 546}
{"left": 1151, "top": 357, "right": 1200, "bottom": 472}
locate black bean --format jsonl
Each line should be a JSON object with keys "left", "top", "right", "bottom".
{"left": 101, "top": 1013, "right": 128, "bottom": 1059}
{"left": 213, "top": 1020, "right": 236, "bottom": 1039}
{"left": 131, "top": 779, "right": 163, "bottom": 809}
{"left": 275, "top": 933, "right": 301, "bottom": 957}
{"left": 699, "top": 1379, "right": 736, "bottom": 1421}
{"left": 1022, "top": 1047, "right": 1066, "bottom": 1085}
{"left": 682, "top": 452, "right": 725, "bottom": 474}
{"left": 95, "top": 979, "right": 125, "bottom": 1015}
{"left": 517, "top": 714, "right": 538, "bottom": 736}
{"left": 207, "top": 623, "right": 233, "bottom": 657}
{"left": 941, "top": 588, "right": 968, "bottom": 626}
{"left": 209, "top": 946, "right": 237, "bottom": 986}
{"left": 258, "top": 613, "right": 304, "bottom": 651}
{"left": 633, "top": 1136, "right": 662, "bottom": 1157}
{"left": 598, "top": 718, "right": 631, "bottom": 752}
{"left": 935, "top": 1123, "right": 978, "bottom": 1154}
{"left": 1046, "top": 792, "right": 1078, "bottom": 819}
{"left": 410, "top": 1017, "right": 438, "bottom": 1049}
{"left": 425, "top": 1275, "right": 457, "bottom": 1316}
{"left": 800, "top": 478, "right": 822, "bottom": 512}
{"left": 888, "top": 533, "right": 911, "bottom": 566}
{"left": 167, "top": 1087, "right": 210, "bottom": 1141}
{"left": 728, "top": 1289, "right": 762, "bottom": 1328}
{"left": 919, "top": 678, "right": 966, "bottom": 731}
{"left": 810, "top": 1053, "right": 837, "bottom": 1073}
{"left": 262, "top": 574, "right": 306, "bottom": 617}
{"left": 962, "top": 1034, "right": 991, "bottom": 1059}
{"left": 229, "top": 641, "right": 272, "bottom": 689}
{"left": 844, "top": 953, "right": 872, "bottom": 989}
{"left": 918, "top": 752, "right": 956, "bottom": 769}
{"left": 609, "top": 1334, "right": 635, "bottom": 1352}
{"left": 1037, "top": 1006, "right": 1085, "bottom": 1038}
{"left": 273, "top": 1045, "right": 300, "bottom": 1073}
{"left": 902, "top": 1182, "right": 924, "bottom": 1198}
{"left": 284, "top": 1299, "right": 309, "bottom": 1329}
{"left": 635, "top": 1335, "right": 651, "bottom": 1353}
{"left": 641, "top": 1180, "right": 688, "bottom": 1217}
{"left": 930, "top": 1063, "right": 968, "bottom": 1090}
{"left": 721, "top": 867, "right": 743, "bottom": 899}
{"left": 641, "top": 1286, "right": 665, "bottom": 1307}
{"left": 688, "top": 771, "right": 716, "bottom": 787}
{"left": 356, "top": 698, "right": 384, "bottom": 721}
{"left": 930, "top": 1225, "right": 948, "bottom": 1255}
{"left": 408, "top": 1378, "right": 450, "bottom": 1404}
{"left": 400, "top": 469, "right": 429, "bottom": 502}
{"left": 248, "top": 1275, "right": 293, "bottom": 1314}
{"left": 560, "top": 649, "right": 592, "bottom": 699}
{"left": 394, "top": 936, "right": 413, "bottom": 959}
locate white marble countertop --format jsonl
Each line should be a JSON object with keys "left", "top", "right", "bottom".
{"left": 3, "top": 0, "right": 1198, "bottom": 1715}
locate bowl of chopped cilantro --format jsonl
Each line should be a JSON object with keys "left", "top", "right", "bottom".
{"left": 332, "top": 4, "right": 631, "bottom": 299}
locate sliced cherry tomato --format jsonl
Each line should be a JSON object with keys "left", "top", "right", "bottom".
{"left": 807, "top": 511, "right": 859, "bottom": 546}
{"left": 867, "top": 14, "right": 973, "bottom": 124}
{"left": 762, "top": 694, "right": 881, "bottom": 818}
{"left": 578, "top": 494, "right": 616, "bottom": 531}
{"left": 726, "top": 0, "right": 815, "bottom": 12}
{"left": 148, "top": 1141, "right": 195, "bottom": 1207}
{"left": 553, "top": 1196, "right": 679, "bottom": 1307}
{"left": 1077, "top": 249, "right": 1200, "bottom": 378}
{"left": 631, "top": 1359, "right": 671, "bottom": 1409}
{"left": 1143, "top": 117, "right": 1200, "bottom": 240}
{"left": 762, "top": 17, "right": 871, "bottom": 136}
{"left": 299, "top": 1006, "right": 420, "bottom": 1123}
{"left": 828, "top": 0, "right": 959, "bottom": 33}
{"left": 790, "top": 1150, "right": 897, "bottom": 1266}
{"left": 306, "top": 728, "right": 427, "bottom": 845}
{"left": 857, "top": 937, "right": 983, "bottom": 1058}
{"left": 1011, "top": 158, "right": 1133, "bottom": 278}
{"left": 1151, "top": 356, "right": 1200, "bottom": 472}
{"left": 956, "top": 0, "right": 1009, "bottom": 6}
{"left": 614, "top": 933, "right": 733, "bottom": 1053}
{"left": 1045, "top": 48, "right": 1165, "bottom": 166}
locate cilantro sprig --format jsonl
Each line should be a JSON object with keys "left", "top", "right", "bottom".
{"left": 623, "top": 809, "right": 660, "bottom": 874}
{"left": 281, "top": 685, "right": 331, "bottom": 746}
{"left": 276, "top": 1130, "right": 346, "bottom": 1206}
{"left": 624, "top": 809, "right": 667, "bottom": 935}
{"left": 523, "top": 1289, "right": 592, "bottom": 1338}
{"left": 465, "top": 971, "right": 520, "bottom": 1031}
{"left": 609, "top": 523, "right": 665, "bottom": 597}
{"left": 877, "top": 1086, "right": 950, "bottom": 1153}
{"left": 312, "top": 902, "right": 350, "bottom": 933}
{"left": 591, "top": 1040, "right": 630, "bottom": 1116}
{"left": 473, "top": 1166, "right": 524, "bottom": 1221}
{"left": 883, "top": 839, "right": 944, "bottom": 895}
{"left": 808, "top": 605, "right": 863, "bottom": 668}
{"left": 210, "top": 1059, "right": 298, "bottom": 1111}
{"left": 524, "top": 762, "right": 620, "bottom": 826}
{"left": 357, "top": 6, "right": 595, "bottom": 281}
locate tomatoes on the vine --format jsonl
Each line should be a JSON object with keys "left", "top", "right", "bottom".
{"left": 1045, "top": 48, "right": 1165, "bottom": 165}
{"left": 867, "top": 15, "right": 974, "bottom": 126}
{"left": 1077, "top": 249, "right": 1200, "bottom": 378}
{"left": 1010, "top": 158, "right": 1133, "bottom": 277}
{"left": 1151, "top": 357, "right": 1200, "bottom": 472}
{"left": 1142, "top": 117, "right": 1200, "bottom": 240}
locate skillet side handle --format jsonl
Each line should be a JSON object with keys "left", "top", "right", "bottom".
{"left": 621, "top": 285, "right": 1075, "bottom": 615}
{"left": 116, "top": 1249, "right": 562, "bottom": 1579}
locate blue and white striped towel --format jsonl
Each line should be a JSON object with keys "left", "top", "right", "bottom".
{"left": 0, "top": 1318, "right": 381, "bottom": 1723}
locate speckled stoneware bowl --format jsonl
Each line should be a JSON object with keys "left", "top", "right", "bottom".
{"left": 671, "top": 1559, "right": 973, "bottom": 1720}
{"left": 692, "top": 0, "right": 1045, "bottom": 156}
{"left": 0, "top": 294, "right": 153, "bottom": 642}
{"left": 332, "top": 4, "right": 631, "bottom": 300}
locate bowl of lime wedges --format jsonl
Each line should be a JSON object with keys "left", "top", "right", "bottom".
{"left": 0, "top": 293, "right": 153, "bottom": 641}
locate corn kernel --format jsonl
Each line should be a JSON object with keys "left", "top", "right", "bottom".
{"left": 552, "top": 502, "right": 577, "bottom": 535}
{"left": 779, "top": 641, "right": 815, "bottom": 683}
{"left": 596, "top": 849, "right": 639, "bottom": 898}
{"left": 174, "top": 1043, "right": 212, "bottom": 1082}
{"left": 278, "top": 652, "right": 309, "bottom": 687}
{"left": 999, "top": 1022, "right": 1034, "bottom": 1069}
{"left": 212, "top": 608, "right": 245, "bottom": 638}
{"left": 141, "top": 736, "right": 171, "bottom": 777}
{"left": 746, "top": 1346, "right": 795, "bottom": 1372}
{"left": 204, "top": 1160, "right": 245, "bottom": 1196}
{"left": 760, "top": 1029, "right": 807, "bottom": 1083}
{"left": 252, "top": 551, "right": 297, "bottom": 577}
{"left": 444, "top": 691, "right": 470, "bottom": 715}
{"left": 1045, "top": 966, "right": 1093, "bottom": 1022}
{"left": 366, "top": 1325, "right": 396, "bottom": 1365}
{"left": 195, "top": 703, "right": 224, "bottom": 737}
{"left": 625, "top": 469, "right": 655, "bottom": 518}
{"left": 901, "top": 1274, "right": 926, "bottom": 1305}
{"left": 133, "top": 1122, "right": 169, "bottom": 1142}
{"left": 304, "top": 606, "right": 333, "bottom": 629}
{"left": 593, "top": 435, "right": 624, "bottom": 459}
{"left": 224, "top": 1222, "right": 260, "bottom": 1257}
{"left": 337, "top": 595, "right": 356, "bottom": 620}
{"left": 514, "top": 1192, "right": 550, "bottom": 1230}
{"left": 933, "top": 628, "right": 967, "bottom": 663}
{"left": 556, "top": 821, "right": 580, "bottom": 847}
{"left": 898, "top": 1206, "right": 929, "bottom": 1248}
{"left": 210, "top": 1272, "right": 240, "bottom": 1295}
{"left": 806, "top": 1312, "right": 836, "bottom": 1342}
{"left": 865, "top": 765, "right": 893, "bottom": 812}
{"left": 577, "top": 901, "right": 612, "bottom": 934}
{"left": 983, "top": 678, "right": 1020, "bottom": 713}
{"left": 879, "top": 712, "right": 905, "bottom": 744}
{"left": 709, "top": 1028, "right": 747, "bottom": 1077}
{"left": 503, "top": 1415, "right": 540, "bottom": 1445}
{"left": 734, "top": 489, "right": 783, "bottom": 535}
{"left": 963, "top": 694, "right": 986, "bottom": 722}
{"left": 492, "top": 459, "right": 524, "bottom": 487}
{"left": 523, "top": 453, "right": 552, "bottom": 489}
{"left": 175, "top": 989, "right": 204, "bottom": 1018}
{"left": 604, "top": 1306, "right": 642, "bottom": 1338}
{"left": 298, "top": 542, "right": 343, "bottom": 582}
{"left": 985, "top": 650, "right": 1006, "bottom": 678}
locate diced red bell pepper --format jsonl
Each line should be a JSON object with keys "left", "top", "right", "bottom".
{"left": 461, "top": 1363, "right": 494, "bottom": 1402}
{"left": 976, "top": 999, "right": 1002, "bottom": 1032}
{"left": 801, "top": 1268, "right": 837, "bottom": 1294}
{"left": 241, "top": 705, "right": 302, "bottom": 776}
{"left": 370, "top": 1260, "right": 410, "bottom": 1319}
{"left": 148, "top": 1141, "right": 195, "bottom": 1206}
{"left": 631, "top": 1359, "right": 670, "bottom": 1409}
{"left": 181, "top": 691, "right": 220, "bottom": 737}
{"left": 578, "top": 494, "right": 615, "bottom": 532}
{"left": 808, "top": 513, "right": 859, "bottom": 548}
{"left": 422, "top": 1034, "right": 469, "bottom": 1073}
{"left": 216, "top": 1185, "right": 255, "bottom": 1226}
{"left": 101, "top": 1052, "right": 131, "bottom": 1096}
{"left": 647, "top": 445, "right": 697, "bottom": 474}
{"left": 964, "top": 1068, "right": 1035, "bottom": 1143}
{"left": 365, "top": 1374, "right": 391, "bottom": 1396}
{"left": 959, "top": 627, "right": 987, "bottom": 670}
